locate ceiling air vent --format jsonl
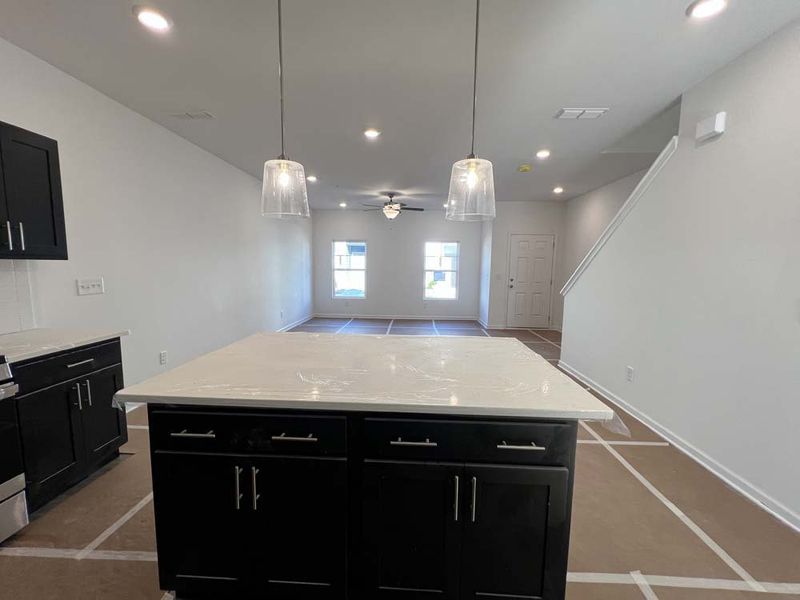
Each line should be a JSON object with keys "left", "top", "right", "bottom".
{"left": 555, "top": 108, "right": 609, "bottom": 120}
{"left": 167, "top": 110, "right": 215, "bottom": 120}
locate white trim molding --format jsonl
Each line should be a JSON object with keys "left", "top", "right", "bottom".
{"left": 561, "top": 136, "right": 679, "bottom": 296}
{"left": 277, "top": 315, "right": 313, "bottom": 332}
{"left": 558, "top": 360, "right": 800, "bottom": 533}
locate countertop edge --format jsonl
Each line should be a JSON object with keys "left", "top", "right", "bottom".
{"left": 115, "top": 393, "right": 615, "bottom": 422}
{"left": 4, "top": 329, "right": 131, "bottom": 364}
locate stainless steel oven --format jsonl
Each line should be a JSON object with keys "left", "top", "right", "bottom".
{"left": 0, "top": 361, "right": 28, "bottom": 543}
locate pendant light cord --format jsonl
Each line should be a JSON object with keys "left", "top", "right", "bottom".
{"left": 469, "top": 0, "right": 480, "bottom": 159}
{"left": 277, "top": 0, "right": 287, "bottom": 159}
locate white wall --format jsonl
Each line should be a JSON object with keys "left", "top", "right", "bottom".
{"left": 0, "top": 37, "right": 312, "bottom": 384}
{"left": 486, "top": 201, "right": 565, "bottom": 329}
{"left": 312, "top": 209, "right": 481, "bottom": 318}
{"left": 559, "top": 170, "right": 645, "bottom": 293}
{"left": 478, "top": 221, "right": 492, "bottom": 326}
{"left": 561, "top": 22, "right": 800, "bottom": 528}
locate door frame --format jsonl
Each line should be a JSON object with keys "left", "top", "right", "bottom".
{"left": 504, "top": 233, "right": 557, "bottom": 329}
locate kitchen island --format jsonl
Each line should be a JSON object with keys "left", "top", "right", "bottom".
{"left": 116, "top": 332, "right": 613, "bottom": 600}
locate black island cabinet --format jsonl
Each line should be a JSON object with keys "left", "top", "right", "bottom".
{"left": 148, "top": 406, "right": 577, "bottom": 600}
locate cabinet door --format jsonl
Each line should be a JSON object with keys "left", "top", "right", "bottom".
{"left": 460, "top": 465, "right": 569, "bottom": 600}
{"left": 151, "top": 452, "right": 248, "bottom": 598}
{"left": 362, "top": 460, "right": 462, "bottom": 599}
{"left": 247, "top": 456, "right": 347, "bottom": 599}
{"left": 17, "top": 380, "right": 86, "bottom": 510}
{"left": 0, "top": 122, "right": 67, "bottom": 259}
{"left": 80, "top": 365, "right": 127, "bottom": 467}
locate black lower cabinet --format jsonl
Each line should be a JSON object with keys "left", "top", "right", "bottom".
{"left": 362, "top": 460, "right": 462, "bottom": 599}
{"left": 152, "top": 453, "right": 248, "bottom": 598}
{"left": 17, "top": 361, "right": 127, "bottom": 511}
{"left": 17, "top": 379, "right": 86, "bottom": 508}
{"left": 148, "top": 407, "right": 577, "bottom": 600}
{"left": 460, "top": 465, "right": 569, "bottom": 600}
{"left": 250, "top": 456, "right": 347, "bottom": 598}
{"left": 152, "top": 452, "right": 347, "bottom": 599}
{"left": 81, "top": 366, "right": 127, "bottom": 468}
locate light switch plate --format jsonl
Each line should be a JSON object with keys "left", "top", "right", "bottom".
{"left": 77, "top": 277, "right": 105, "bottom": 296}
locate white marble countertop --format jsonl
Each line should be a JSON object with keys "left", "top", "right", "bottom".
{"left": 116, "top": 332, "right": 613, "bottom": 421}
{"left": 0, "top": 328, "right": 130, "bottom": 364}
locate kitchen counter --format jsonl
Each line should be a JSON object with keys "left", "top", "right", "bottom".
{"left": 116, "top": 331, "right": 612, "bottom": 420}
{"left": 0, "top": 328, "right": 130, "bottom": 364}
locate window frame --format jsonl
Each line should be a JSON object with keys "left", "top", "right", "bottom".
{"left": 423, "top": 240, "right": 460, "bottom": 301}
{"left": 332, "top": 240, "right": 367, "bottom": 300}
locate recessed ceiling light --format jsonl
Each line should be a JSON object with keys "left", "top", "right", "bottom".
{"left": 339, "top": 202, "right": 347, "bottom": 208}
{"left": 133, "top": 6, "right": 172, "bottom": 32}
{"left": 536, "top": 149, "right": 551, "bottom": 160}
{"left": 553, "top": 186, "right": 564, "bottom": 194}
{"left": 363, "top": 128, "right": 381, "bottom": 139}
{"left": 306, "top": 175, "right": 318, "bottom": 183}
{"left": 686, "top": 0, "right": 727, "bottom": 19}
{"left": 443, "top": 202, "right": 449, "bottom": 208}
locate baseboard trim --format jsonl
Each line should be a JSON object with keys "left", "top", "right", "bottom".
{"left": 558, "top": 360, "right": 800, "bottom": 533}
{"left": 277, "top": 315, "right": 312, "bottom": 332}
{"left": 314, "top": 313, "right": 480, "bottom": 321}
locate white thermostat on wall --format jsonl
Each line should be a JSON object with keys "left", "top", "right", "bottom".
{"left": 695, "top": 111, "right": 727, "bottom": 142}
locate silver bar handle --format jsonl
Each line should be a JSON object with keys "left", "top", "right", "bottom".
{"left": 66, "top": 358, "right": 95, "bottom": 369}
{"left": 389, "top": 437, "right": 438, "bottom": 447}
{"left": 5, "top": 221, "right": 12, "bottom": 251}
{"left": 251, "top": 467, "right": 260, "bottom": 511}
{"left": 18, "top": 222, "right": 25, "bottom": 251}
{"left": 496, "top": 441, "right": 547, "bottom": 452}
{"left": 85, "top": 380, "right": 93, "bottom": 407}
{"left": 74, "top": 383, "right": 83, "bottom": 411}
{"left": 271, "top": 433, "right": 318, "bottom": 443}
{"left": 169, "top": 429, "right": 216, "bottom": 439}
{"left": 470, "top": 476, "right": 477, "bottom": 523}
{"left": 234, "top": 466, "right": 243, "bottom": 510}
{"left": 453, "top": 475, "right": 460, "bottom": 522}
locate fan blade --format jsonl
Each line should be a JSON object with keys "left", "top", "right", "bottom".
{"left": 362, "top": 208, "right": 382, "bottom": 211}
{"left": 403, "top": 207, "right": 425, "bottom": 211}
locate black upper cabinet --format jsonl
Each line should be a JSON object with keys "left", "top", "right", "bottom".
{"left": 0, "top": 121, "right": 67, "bottom": 260}
{"left": 363, "top": 460, "right": 463, "bottom": 599}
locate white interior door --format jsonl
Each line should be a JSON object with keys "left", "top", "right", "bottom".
{"left": 506, "top": 234, "right": 554, "bottom": 328}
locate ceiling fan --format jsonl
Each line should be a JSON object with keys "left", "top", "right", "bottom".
{"left": 362, "top": 192, "right": 425, "bottom": 220}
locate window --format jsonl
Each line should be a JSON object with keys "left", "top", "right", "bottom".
{"left": 333, "top": 241, "right": 366, "bottom": 298}
{"left": 424, "top": 242, "right": 459, "bottom": 299}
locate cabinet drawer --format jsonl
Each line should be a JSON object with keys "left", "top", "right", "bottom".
{"left": 363, "top": 418, "right": 574, "bottom": 466}
{"left": 150, "top": 409, "right": 346, "bottom": 457}
{"left": 14, "top": 340, "right": 122, "bottom": 395}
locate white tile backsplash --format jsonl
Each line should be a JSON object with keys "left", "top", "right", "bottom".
{"left": 0, "top": 261, "right": 36, "bottom": 334}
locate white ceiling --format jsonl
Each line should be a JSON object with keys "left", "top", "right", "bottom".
{"left": 1, "top": 0, "right": 798, "bottom": 209}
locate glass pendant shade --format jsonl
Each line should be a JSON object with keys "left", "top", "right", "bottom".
{"left": 382, "top": 203, "right": 401, "bottom": 220}
{"left": 445, "top": 157, "right": 495, "bottom": 221}
{"left": 261, "top": 158, "right": 310, "bottom": 218}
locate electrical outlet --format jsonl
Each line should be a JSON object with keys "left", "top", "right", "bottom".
{"left": 626, "top": 366, "right": 635, "bottom": 382}
{"left": 280, "top": 309, "right": 284, "bottom": 321}
{"left": 159, "top": 351, "right": 168, "bottom": 365}
{"left": 77, "top": 277, "right": 105, "bottom": 296}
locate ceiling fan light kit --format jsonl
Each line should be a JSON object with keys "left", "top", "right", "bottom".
{"left": 261, "top": 0, "right": 310, "bottom": 219}
{"left": 446, "top": 0, "right": 496, "bottom": 222}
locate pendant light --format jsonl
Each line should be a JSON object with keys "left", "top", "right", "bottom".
{"left": 446, "top": 0, "right": 495, "bottom": 222}
{"left": 261, "top": 0, "right": 310, "bottom": 218}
